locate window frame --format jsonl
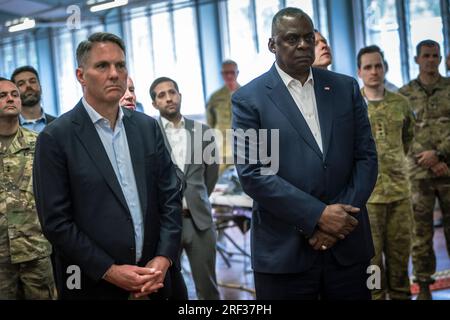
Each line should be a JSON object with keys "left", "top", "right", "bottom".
{"left": 356, "top": 0, "right": 449, "bottom": 84}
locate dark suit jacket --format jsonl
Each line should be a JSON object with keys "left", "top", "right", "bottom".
{"left": 232, "top": 65, "right": 378, "bottom": 274}
{"left": 158, "top": 117, "right": 219, "bottom": 231}
{"left": 33, "top": 100, "right": 183, "bottom": 299}
{"left": 45, "top": 113, "right": 56, "bottom": 124}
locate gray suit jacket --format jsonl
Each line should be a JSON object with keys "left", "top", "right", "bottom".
{"left": 158, "top": 117, "right": 219, "bottom": 231}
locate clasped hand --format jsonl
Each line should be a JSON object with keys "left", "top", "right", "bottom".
{"left": 104, "top": 256, "right": 170, "bottom": 298}
{"left": 309, "top": 204, "right": 359, "bottom": 251}
{"left": 416, "top": 150, "right": 439, "bottom": 169}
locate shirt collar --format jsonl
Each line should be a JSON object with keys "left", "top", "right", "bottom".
{"left": 361, "top": 87, "right": 388, "bottom": 101}
{"left": 414, "top": 75, "right": 446, "bottom": 90}
{"left": 161, "top": 115, "right": 185, "bottom": 129}
{"left": 19, "top": 107, "right": 46, "bottom": 125}
{"left": 82, "top": 97, "right": 124, "bottom": 128}
{"left": 275, "top": 62, "right": 314, "bottom": 88}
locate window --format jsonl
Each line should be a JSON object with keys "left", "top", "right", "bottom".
{"left": 124, "top": 2, "right": 204, "bottom": 117}
{"left": 14, "top": 35, "right": 27, "bottom": 67}
{"left": 359, "top": 0, "right": 448, "bottom": 85}
{"left": 172, "top": 2, "right": 204, "bottom": 116}
{"left": 363, "top": 0, "right": 403, "bottom": 87}
{"left": 126, "top": 6, "right": 154, "bottom": 114}
{"left": 74, "top": 28, "right": 89, "bottom": 48}
{"left": 255, "top": 0, "right": 279, "bottom": 55}
{"left": 223, "top": 0, "right": 317, "bottom": 85}
{"left": 286, "top": 0, "right": 314, "bottom": 17}
{"left": 2, "top": 40, "right": 15, "bottom": 78}
{"left": 27, "top": 35, "right": 38, "bottom": 69}
{"left": 407, "top": 0, "right": 446, "bottom": 77}
{"left": 317, "top": 0, "right": 329, "bottom": 41}
{"left": 53, "top": 30, "right": 80, "bottom": 113}
{"left": 254, "top": 0, "right": 280, "bottom": 76}
{"left": 0, "top": 35, "right": 38, "bottom": 79}
{"left": 225, "top": 0, "right": 259, "bottom": 84}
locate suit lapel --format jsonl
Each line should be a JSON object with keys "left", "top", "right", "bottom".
{"left": 123, "top": 111, "right": 148, "bottom": 216}
{"left": 183, "top": 118, "right": 195, "bottom": 176}
{"left": 157, "top": 117, "right": 173, "bottom": 154}
{"left": 72, "top": 102, "right": 130, "bottom": 213}
{"left": 267, "top": 66, "right": 323, "bottom": 160}
{"left": 313, "top": 69, "right": 333, "bottom": 160}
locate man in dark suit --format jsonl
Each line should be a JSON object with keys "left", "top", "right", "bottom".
{"left": 32, "top": 32, "right": 183, "bottom": 300}
{"left": 151, "top": 77, "right": 221, "bottom": 300}
{"left": 232, "top": 8, "right": 378, "bottom": 300}
{"left": 11, "top": 66, "right": 56, "bottom": 133}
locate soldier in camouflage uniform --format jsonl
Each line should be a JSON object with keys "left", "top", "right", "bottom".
{"left": 0, "top": 77, "right": 56, "bottom": 299}
{"left": 206, "top": 60, "right": 240, "bottom": 176}
{"left": 357, "top": 46, "right": 415, "bottom": 300}
{"left": 399, "top": 40, "right": 450, "bottom": 300}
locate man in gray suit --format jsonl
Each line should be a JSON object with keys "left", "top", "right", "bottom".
{"left": 150, "top": 77, "right": 221, "bottom": 300}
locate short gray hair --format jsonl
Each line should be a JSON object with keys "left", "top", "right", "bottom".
{"left": 76, "top": 32, "right": 126, "bottom": 67}
{"left": 272, "top": 7, "right": 313, "bottom": 36}
{"left": 222, "top": 59, "right": 238, "bottom": 68}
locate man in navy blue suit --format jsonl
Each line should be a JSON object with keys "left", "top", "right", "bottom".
{"left": 232, "top": 8, "right": 378, "bottom": 300}
{"left": 33, "top": 32, "right": 184, "bottom": 300}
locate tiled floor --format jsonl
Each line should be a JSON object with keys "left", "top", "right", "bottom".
{"left": 182, "top": 216, "right": 449, "bottom": 300}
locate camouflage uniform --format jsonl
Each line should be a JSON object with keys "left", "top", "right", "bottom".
{"left": 399, "top": 76, "right": 450, "bottom": 285}
{"left": 0, "top": 126, "right": 56, "bottom": 299}
{"left": 364, "top": 89, "right": 415, "bottom": 300}
{"left": 206, "top": 85, "right": 238, "bottom": 175}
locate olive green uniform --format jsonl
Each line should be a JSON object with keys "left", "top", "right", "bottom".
{"left": 0, "top": 127, "right": 56, "bottom": 299}
{"left": 399, "top": 76, "right": 450, "bottom": 285}
{"left": 206, "top": 85, "right": 238, "bottom": 175}
{"left": 364, "top": 89, "right": 415, "bottom": 300}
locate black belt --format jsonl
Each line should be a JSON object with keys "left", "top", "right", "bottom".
{"left": 182, "top": 209, "right": 191, "bottom": 218}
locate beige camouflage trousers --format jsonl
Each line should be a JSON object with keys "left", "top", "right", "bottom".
{"left": 411, "top": 177, "right": 450, "bottom": 284}
{"left": 0, "top": 256, "right": 57, "bottom": 300}
{"left": 367, "top": 198, "right": 413, "bottom": 300}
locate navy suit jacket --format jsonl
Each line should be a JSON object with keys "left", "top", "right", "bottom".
{"left": 232, "top": 65, "right": 377, "bottom": 274}
{"left": 33, "top": 101, "right": 183, "bottom": 299}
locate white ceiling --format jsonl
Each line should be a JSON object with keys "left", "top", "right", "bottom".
{"left": 0, "top": 0, "right": 80, "bottom": 17}
{"left": 0, "top": 0, "right": 172, "bottom": 36}
{"left": 0, "top": 0, "right": 106, "bottom": 35}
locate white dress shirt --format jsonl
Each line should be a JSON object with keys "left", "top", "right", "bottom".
{"left": 275, "top": 63, "right": 323, "bottom": 153}
{"left": 160, "top": 116, "right": 187, "bottom": 172}
{"left": 160, "top": 116, "right": 189, "bottom": 209}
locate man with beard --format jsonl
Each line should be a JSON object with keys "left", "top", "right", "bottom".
{"left": 151, "top": 77, "right": 220, "bottom": 300}
{"left": 11, "top": 66, "right": 56, "bottom": 133}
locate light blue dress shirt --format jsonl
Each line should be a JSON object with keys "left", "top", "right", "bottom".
{"left": 82, "top": 98, "right": 144, "bottom": 263}
{"left": 19, "top": 109, "right": 47, "bottom": 133}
